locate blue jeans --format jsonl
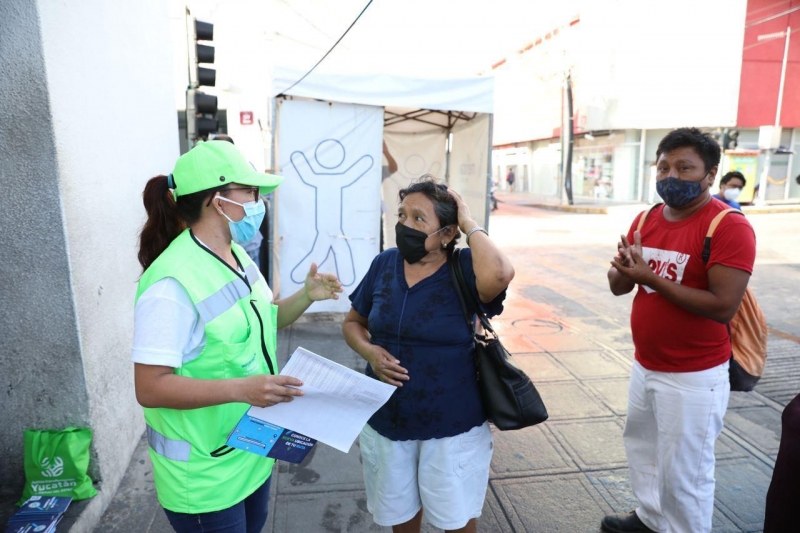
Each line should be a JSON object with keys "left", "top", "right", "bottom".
{"left": 163, "top": 476, "right": 272, "bottom": 533}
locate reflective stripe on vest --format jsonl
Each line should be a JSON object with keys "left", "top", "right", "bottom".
{"left": 195, "top": 276, "right": 251, "bottom": 324}
{"left": 194, "top": 264, "right": 264, "bottom": 324}
{"left": 147, "top": 425, "right": 191, "bottom": 462}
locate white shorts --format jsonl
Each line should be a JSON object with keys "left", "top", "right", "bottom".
{"left": 359, "top": 422, "right": 493, "bottom": 530}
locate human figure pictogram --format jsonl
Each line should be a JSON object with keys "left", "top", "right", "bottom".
{"left": 289, "top": 139, "right": 373, "bottom": 286}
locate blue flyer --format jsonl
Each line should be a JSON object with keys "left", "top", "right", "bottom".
{"left": 225, "top": 415, "right": 317, "bottom": 463}
{"left": 267, "top": 430, "right": 316, "bottom": 463}
{"left": 5, "top": 515, "right": 61, "bottom": 533}
{"left": 14, "top": 496, "right": 71, "bottom": 517}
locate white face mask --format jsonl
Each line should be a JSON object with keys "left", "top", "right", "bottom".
{"left": 723, "top": 187, "right": 742, "bottom": 202}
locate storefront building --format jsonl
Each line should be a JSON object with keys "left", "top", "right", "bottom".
{"left": 491, "top": 0, "right": 800, "bottom": 205}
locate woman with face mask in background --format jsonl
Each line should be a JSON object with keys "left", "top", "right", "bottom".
{"left": 132, "top": 141, "right": 342, "bottom": 533}
{"left": 342, "top": 176, "right": 515, "bottom": 533}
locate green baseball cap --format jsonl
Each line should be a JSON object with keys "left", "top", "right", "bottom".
{"left": 169, "top": 140, "right": 283, "bottom": 198}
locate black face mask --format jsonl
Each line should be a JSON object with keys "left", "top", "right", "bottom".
{"left": 395, "top": 222, "right": 446, "bottom": 264}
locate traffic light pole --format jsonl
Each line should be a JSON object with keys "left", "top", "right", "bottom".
{"left": 185, "top": 8, "right": 197, "bottom": 149}
{"left": 186, "top": 89, "right": 197, "bottom": 150}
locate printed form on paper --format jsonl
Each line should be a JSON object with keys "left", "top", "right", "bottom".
{"left": 247, "top": 347, "right": 396, "bottom": 453}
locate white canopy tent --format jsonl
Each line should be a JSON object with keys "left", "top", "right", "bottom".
{"left": 268, "top": 67, "right": 494, "bottom": 312}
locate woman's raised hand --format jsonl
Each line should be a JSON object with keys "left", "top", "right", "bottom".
{"left": 304, "top": 262, "right": 344, "bottom": 302}
{"left": 447, "top": 188, "right": 477, "bottom": 233}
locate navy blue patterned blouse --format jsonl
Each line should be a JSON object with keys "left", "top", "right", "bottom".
{"left": 349, "top": 248, "right": 506, "bottom": 441}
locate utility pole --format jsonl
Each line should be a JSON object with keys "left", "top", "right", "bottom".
{"left": 562, "top": 71, "right": 574, "bottom": 205}
{"left": 756, "top": 26, "right": 791, "bottom": 205}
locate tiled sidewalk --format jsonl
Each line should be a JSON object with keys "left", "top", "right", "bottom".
{"left": 96, "top": 315, "right": 785, "bottom": 533}
{"left": 97, "top": 236, "right": 795, "bottom": 533}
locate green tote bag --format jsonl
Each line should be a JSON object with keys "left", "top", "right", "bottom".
{"left": 17, "top": 427, "right": 98, "bottom": 504}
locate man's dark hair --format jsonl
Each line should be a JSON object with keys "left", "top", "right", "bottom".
{"left": 212, "top": 134, "right": 235, "bottom": 144}
{"left": 720, "top": 171, "right": 746, "bottom": 187}
{"left": 398, "top": 175, "right": 461, "bottom": 254}
{"left": 656, "top": 128, "right": 721, "bottom": 173}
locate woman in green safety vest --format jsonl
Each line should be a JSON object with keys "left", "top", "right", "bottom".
{"left": 131, "top": 141, "right": 342, "bottom": 533}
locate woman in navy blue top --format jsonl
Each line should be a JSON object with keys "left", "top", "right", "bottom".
{"left": 343, "top": 177, "right": 514, "bottom": 533}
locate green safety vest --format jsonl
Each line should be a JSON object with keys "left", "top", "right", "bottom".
{"left": 135, "top": 229, "right": 279, "bottom": 513}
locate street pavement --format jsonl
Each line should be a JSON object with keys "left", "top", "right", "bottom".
{"left": 88, "top": 198, "right": 800, "bottom": 532}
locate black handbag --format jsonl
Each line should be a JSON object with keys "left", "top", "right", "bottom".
{"left": 448, "top": 249, "right": 549, "bottom": 431}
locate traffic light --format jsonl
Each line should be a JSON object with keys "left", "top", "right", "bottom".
{"left": 721, "top": 128, "right": 739, "bottom": 150}
{"left": 729, "top": 129, "right": 739, "bottom": 149}
{"left": 187, "top": 89, "right": 218, "bottom": 139}
{"left": 194, "top": 20, "right": 215, "bottom": 89}
{"left": 187, "top": 19, "right": 217, "bottom": 143}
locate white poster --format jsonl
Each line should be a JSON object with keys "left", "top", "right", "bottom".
{"left": 276, "top": 99, "right": 383, "bottom": 312}
{"left": 381, "top": 131, "right": 447, "bottom": 249}
{"left": 448, "top": 114, "right": 490, "bottom": 230}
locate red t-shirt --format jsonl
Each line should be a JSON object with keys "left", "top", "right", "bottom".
{"left": 627, "top": 198, "right": 756, "bottom": 372}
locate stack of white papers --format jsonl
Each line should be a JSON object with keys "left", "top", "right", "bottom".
{"left": 247, "top": 347, "right": 396, "bottom": 453}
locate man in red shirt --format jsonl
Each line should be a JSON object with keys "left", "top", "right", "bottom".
{"left": 601, "top": 128, "right": 756, "bottom": 533}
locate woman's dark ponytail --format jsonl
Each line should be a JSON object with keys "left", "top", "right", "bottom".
{"left": 138, "top": 176, "right": 229, "bottom": 271}
{"left": 138, "top": 175, "right": 183, "bottom": 271}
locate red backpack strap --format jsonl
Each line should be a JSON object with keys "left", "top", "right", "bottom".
{"left": 701, "top": 208, "right": 745, "bottom": 264}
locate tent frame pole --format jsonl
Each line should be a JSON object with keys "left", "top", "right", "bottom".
{"left": 268, "top": 96, "right": 279, "bottom": 293}
{"left": 485, "top": 114, "right": 493, "bottom": 232}
{"left": 384, "top": 109, "right": 478, "bottom": 128}
{"left": 445, "top": 112, "right": 452, "bottom": 184}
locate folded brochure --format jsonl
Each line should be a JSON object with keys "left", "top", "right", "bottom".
{"left": 13, "top": 496, "right": 71, "bottom": 518}
{"left": 225, "top": 416, "right": 316, "bottom": 463}
{"left": 6, "top": 516, "right": 61, "bottom": 533}
{"left": 7, "top": 496, "right": 70, "bottom": 533}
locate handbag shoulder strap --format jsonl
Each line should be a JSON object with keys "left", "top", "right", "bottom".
{"left": 448, "top": 249, "right": 475, "bottom": 336}
{"left": 448, "top": 248, "right": 496, "bottom": 335}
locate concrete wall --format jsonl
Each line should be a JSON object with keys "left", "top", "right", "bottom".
{"left": 0, "top": 0, "right": 92, "bottom": 496}
{"left": 1, "top": 0, "right": 179, "bottom": 526}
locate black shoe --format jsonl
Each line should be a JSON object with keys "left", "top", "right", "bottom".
{"left": 601, "top": 511, "right": 656, "bottom": 532}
